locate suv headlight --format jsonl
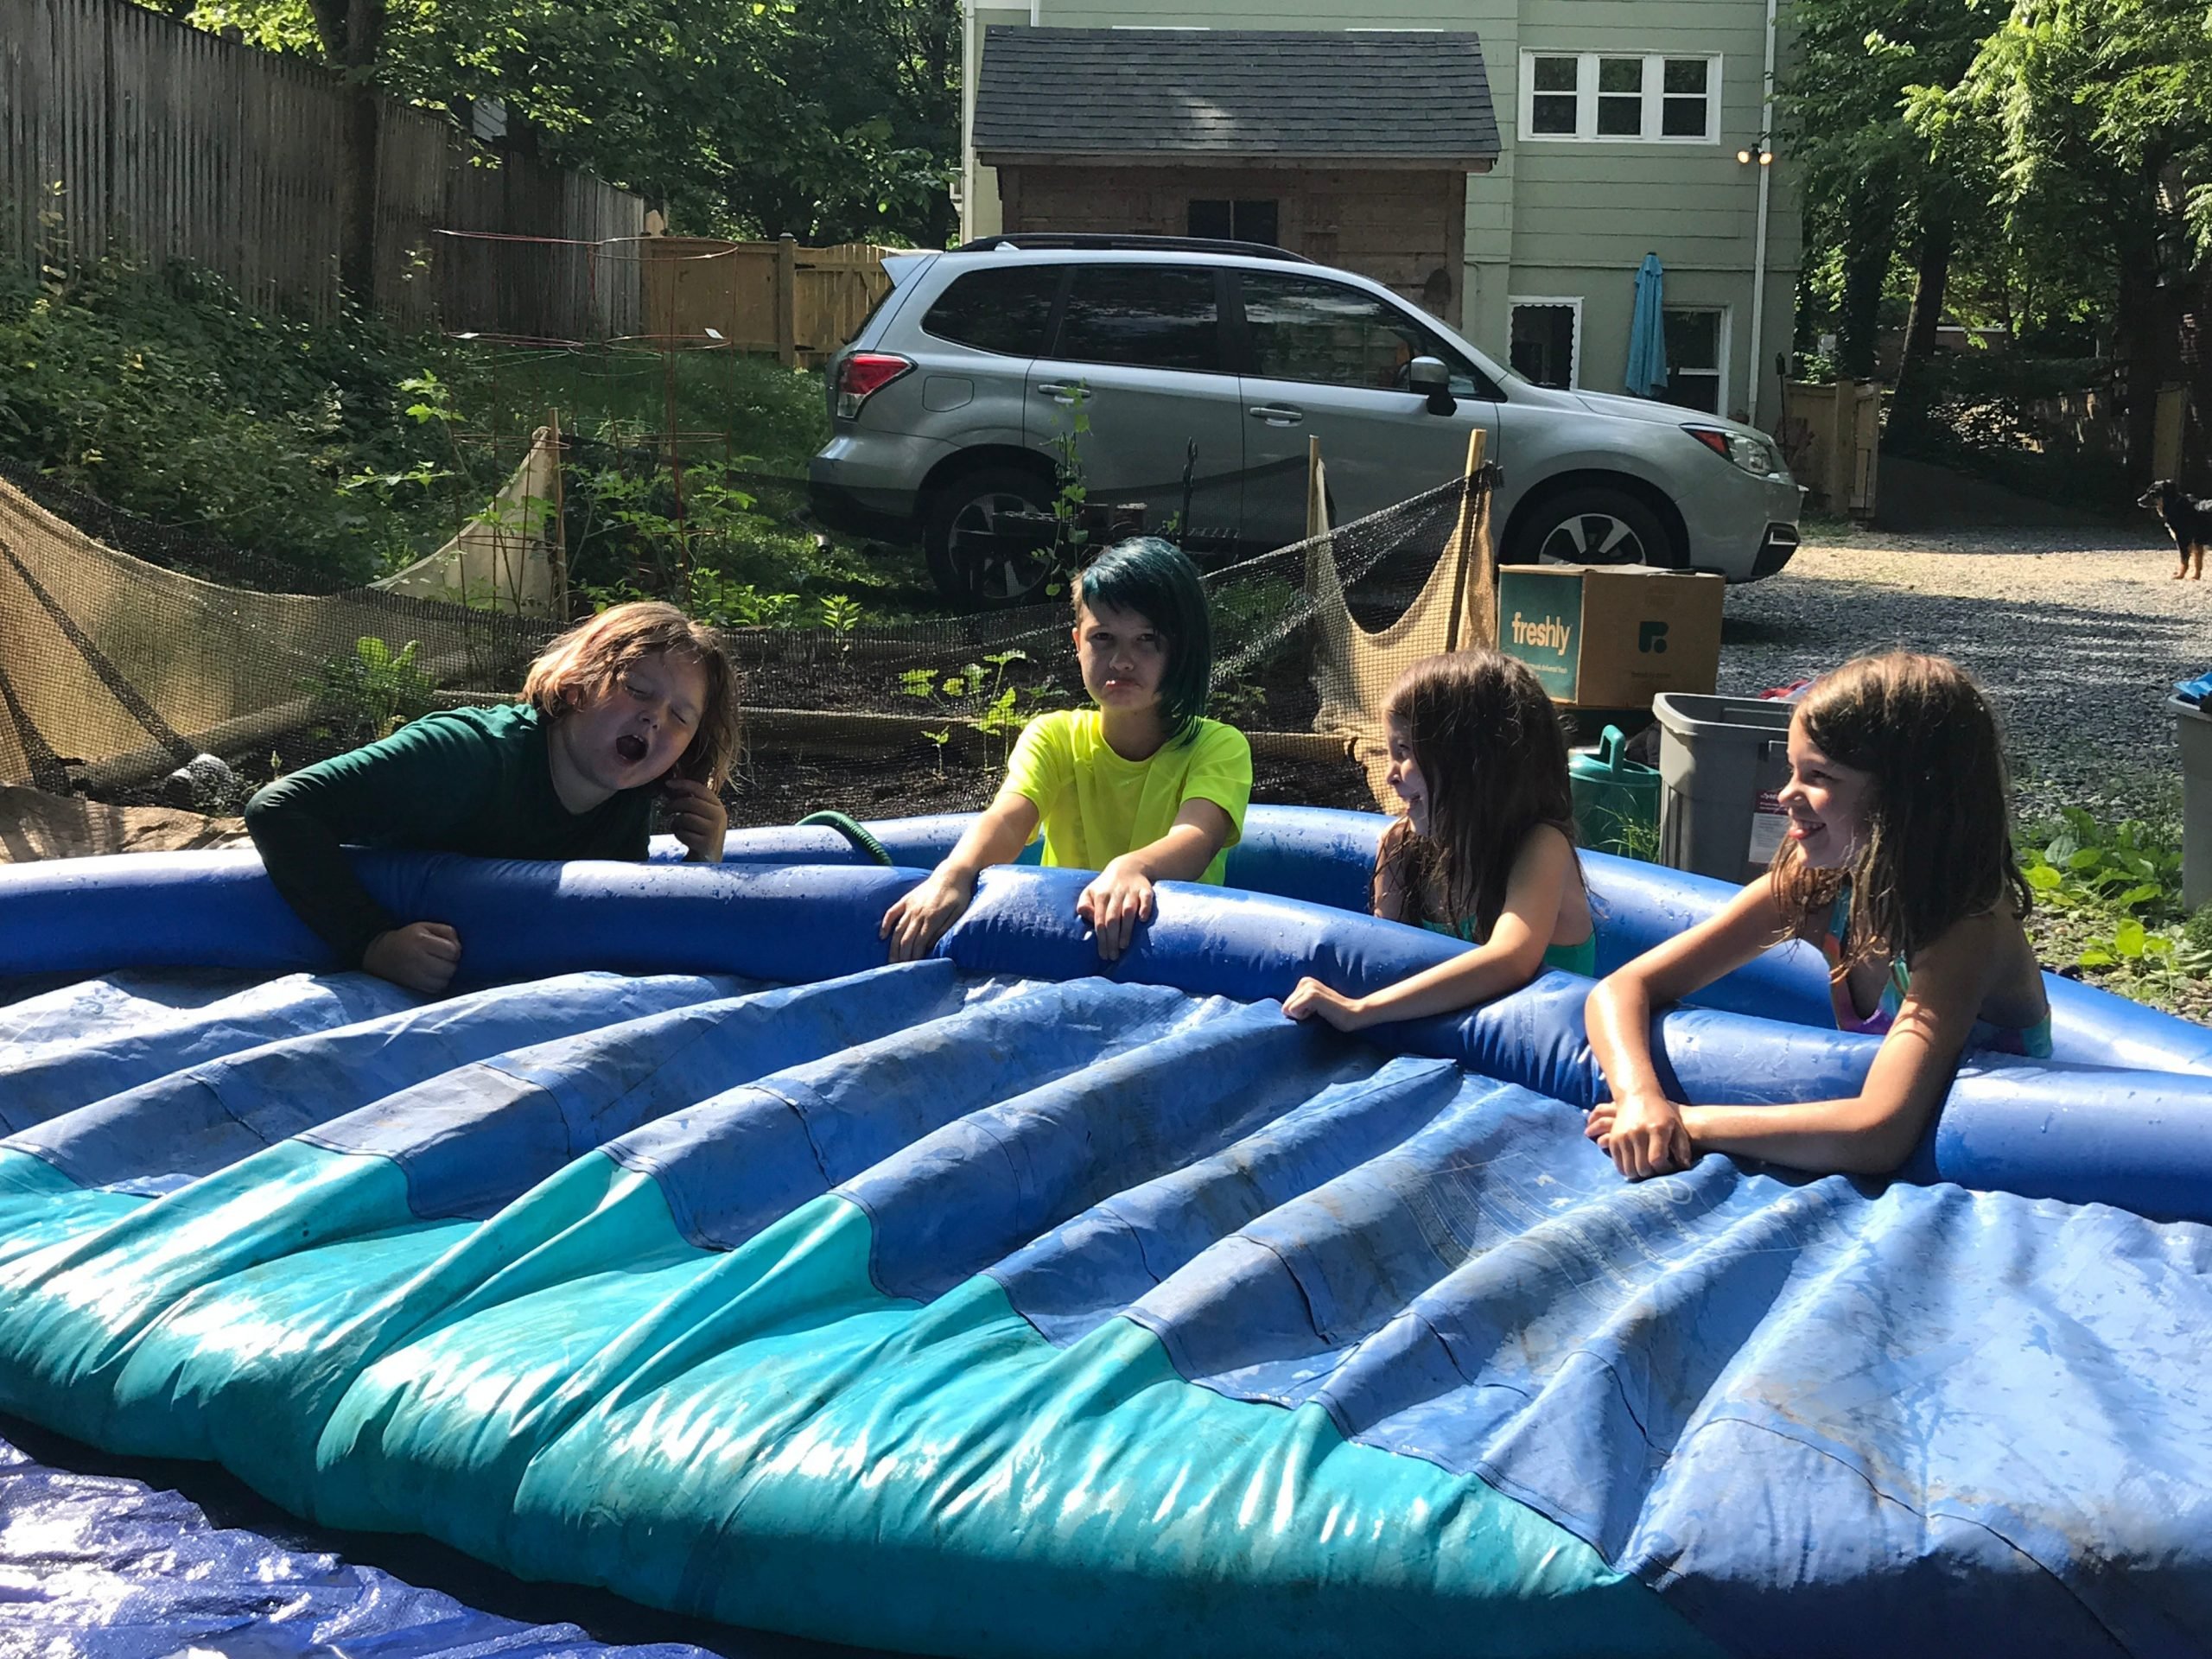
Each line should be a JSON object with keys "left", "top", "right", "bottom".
{"left": 1685, "top": 425, "right": 1785, "bottom": 479}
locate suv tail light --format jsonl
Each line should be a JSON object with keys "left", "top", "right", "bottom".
{"left": 836, "top": 352, "right": 914, "bottom": 418}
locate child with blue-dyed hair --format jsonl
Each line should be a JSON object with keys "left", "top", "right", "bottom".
{"left": 881, "top": 537, "right": 1252, "bottom": 963}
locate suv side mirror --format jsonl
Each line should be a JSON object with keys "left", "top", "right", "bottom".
{"left": 1407, "top": 355, "right": 1456, "bottom": 416}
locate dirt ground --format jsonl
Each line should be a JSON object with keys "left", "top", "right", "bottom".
{"left": 0, "top": 785, "right": 245, "bottom": 862}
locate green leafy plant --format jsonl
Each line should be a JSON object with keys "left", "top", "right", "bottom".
{"left": 1041, "top": 385, "right": 1092, "bottom": 598}
{"left": 819, "top": 594, "right": 864, "bottom": 639}
{"left": 897, "top": 647, "right": 1054, "bottom": 763}
{"left": 2018, "top": 808, "right": 2197, "bottom": 983}
{"left": 1607, "top": 810, "right": 1665, "bottom": 865}
{"left": 307, "top": 636, "right": 436, "bottom": 745}
{"left": 2019, "top": 809, "right": 2184, "bottom": 925}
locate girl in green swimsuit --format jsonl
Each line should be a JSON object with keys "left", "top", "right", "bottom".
{"left": 1285, "top": 651, "right": 1595, "bottom": 1033}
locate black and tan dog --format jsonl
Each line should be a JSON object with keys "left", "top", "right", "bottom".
{"left": 2141, "top": 479, "right": 2212, "bottom": 579}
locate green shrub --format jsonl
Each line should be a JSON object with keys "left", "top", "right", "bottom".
{"left": 308, "top": 636, "right": 438, "bottom": 745}
{"left": 0, "top": 257, "right": 460, "bottom": 585}
{"left": 0, "top": 253, "right": 839, "bottom": 598}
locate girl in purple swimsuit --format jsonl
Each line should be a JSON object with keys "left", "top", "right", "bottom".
{"left": 1585, "top": 652, "right": 2051, "bottom": 1182}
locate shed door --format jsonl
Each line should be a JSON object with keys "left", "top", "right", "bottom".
{"left": 1230, "top": 270, "right": 1500, "bottom": 550}
{"left": 1024, "top": 264, "right": 1247, "bottom": 550}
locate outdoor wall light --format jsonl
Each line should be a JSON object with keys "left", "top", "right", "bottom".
{"left": 1738, "top": 141, "right": 1775, "bottom": 165}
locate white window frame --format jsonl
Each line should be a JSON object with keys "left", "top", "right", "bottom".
{"left": 1662, "top": 304, "right": 1731, "bottom": 414}
{"left": 1507, "top": 295, "right": 1584, "bottom": 389}
{"left": 1518, "top": 52, "right": 1723, "bottom": 144}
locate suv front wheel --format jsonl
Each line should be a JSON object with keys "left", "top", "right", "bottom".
{"left": 1511, "top": 486, "right": 1674, "bottom": 569}
{"left": 925, "top": 467, "right": 1059, "bottom": 608}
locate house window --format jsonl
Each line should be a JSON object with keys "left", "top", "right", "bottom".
{"left": 1188, "top": 199, "right": 1281, "bottom": 247}
{"left": 1519, "top": 54, "right": 1721, "bottom": 143}
{"left": 1509, "top": 298, "right": 1581, "bottom": 389}
{"left": 1660, "top": 308, "right": 1726, "bottom": 413}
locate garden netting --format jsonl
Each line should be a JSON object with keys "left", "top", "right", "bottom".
{"left": 0, "top": 443, "right": 1496, "bottom": 827}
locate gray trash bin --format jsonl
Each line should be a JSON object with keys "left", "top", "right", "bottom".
{"left": 2170, "top": 696, "right": 2212, "bottom": 909}
{"left": 1651, "top": 692, "right": 1796, "bottom": 884}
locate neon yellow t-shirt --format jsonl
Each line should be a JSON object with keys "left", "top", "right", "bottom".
{"left": 1002, "top": 710, "right": 1253, "bottom": 884}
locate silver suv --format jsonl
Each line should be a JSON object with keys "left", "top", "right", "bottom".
{"left": 810, "top": 236, "right": 1804, "bottom": 606}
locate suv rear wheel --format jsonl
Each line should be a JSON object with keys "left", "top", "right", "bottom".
{"left": 925, "top": 467, "right": 1058, "bottom": 608}
{"left": 1511, "top": 486, "right": 1674, "bottom": 568}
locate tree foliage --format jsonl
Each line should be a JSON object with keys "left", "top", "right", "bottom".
{"left": 184, "top": 0, "right": 960, "bottom": 245}
{"left": 1781, "top": 0, "right": 1989, "bottom": 377}
{"left": 1785, "top": 0, "right": 2212, "bottom": 471}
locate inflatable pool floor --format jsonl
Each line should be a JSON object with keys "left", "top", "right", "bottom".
{"left": 3, "top": 808, "right": 2209, "bottom": 1658}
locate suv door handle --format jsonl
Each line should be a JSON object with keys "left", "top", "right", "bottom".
{"left": 1034, "top": 382, "right": 1084, "bottom": 403}
{"left": 1248, "top": 404, "right": 1304, "bottom": 426}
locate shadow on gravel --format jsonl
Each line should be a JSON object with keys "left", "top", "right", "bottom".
{"left": 1724, "top": 578, "right": 2201, "bottom": 667}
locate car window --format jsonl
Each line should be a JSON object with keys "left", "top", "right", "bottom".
{"left": 921, "top": 265, "right": 1065, "bottom": 356}
{"left": 1051, "top": 266, "right": 1223, "bottom": 372}
{"left": 1238, "top": 272, "right": 1489, "bottom": 397}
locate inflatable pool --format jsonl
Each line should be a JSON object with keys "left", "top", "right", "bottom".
{"left": 2, "top": 806, "right": 2208, "bottom": 1657}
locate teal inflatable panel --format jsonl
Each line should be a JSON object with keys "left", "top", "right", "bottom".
{"left": 3, "top": 821, "right": 2210, "bottom": 1657}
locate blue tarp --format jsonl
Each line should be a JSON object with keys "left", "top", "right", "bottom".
{"left": 3, "top": 810, "right": 2209, "bottom": 1657}
{"left": 0, "top": 1427, "right": 726, "bottom": 1657}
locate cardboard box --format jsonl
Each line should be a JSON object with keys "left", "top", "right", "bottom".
{"left": 1496, "top": 563, "right": 1724, "bottom": 708}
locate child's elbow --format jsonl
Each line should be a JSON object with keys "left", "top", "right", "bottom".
{"left": 242, "top": 782, "right": 284, "bottom": 836}
{"left": 1833, "top": 1103, "right": 1930, "bottom": 1176}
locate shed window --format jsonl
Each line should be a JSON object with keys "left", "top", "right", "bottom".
{"left": 1188, "top": 200, "right": 1281, "bottom": 247}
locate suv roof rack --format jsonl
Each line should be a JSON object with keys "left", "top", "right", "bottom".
{"left": 950, "top": 233, "right": 1315, "bottom": 264}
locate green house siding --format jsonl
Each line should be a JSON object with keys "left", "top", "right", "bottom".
{"left": 966, "top": 0, "right": 1800, "bottom": 422}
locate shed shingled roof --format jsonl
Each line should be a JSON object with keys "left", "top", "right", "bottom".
{"left": 972, "top": 27, "right": 1498, "bottom": 166}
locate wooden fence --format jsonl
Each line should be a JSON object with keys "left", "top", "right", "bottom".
{"left": 2, "top": 0, "right": 645, "bottom": 337}
{"left": 641, "top": 236, "right": 894, "bottom": 365}
{"left": 1777, "top": 379, "right": 1882, "bottom": 521}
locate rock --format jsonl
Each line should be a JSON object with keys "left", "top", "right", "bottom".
{"left": 161, "top": 753, "right": 238, "bottom": 812}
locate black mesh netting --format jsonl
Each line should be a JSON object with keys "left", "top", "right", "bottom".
{"left": 0, "top": 447, "right": 1496, "bottom": 830}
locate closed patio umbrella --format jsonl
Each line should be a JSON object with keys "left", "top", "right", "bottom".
{"left": 1625, "top": 253, "right": 1668, "bottom": 397}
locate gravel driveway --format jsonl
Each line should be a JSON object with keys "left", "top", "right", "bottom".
{"left": 1718, "top": 524, "right": 2212, "bottom": 826}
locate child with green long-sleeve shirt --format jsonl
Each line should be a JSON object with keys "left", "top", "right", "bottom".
{"left": 245, "top": 601, "right": 739, "bottom": 995}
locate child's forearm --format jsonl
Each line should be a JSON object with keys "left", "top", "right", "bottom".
{"left": 937, "top": 796, "right": 1039, "bottom": 883}
{"left": 1586, "top": 977, "right": 1672, "bottom": 1103}
{"left": 1342, "top": 944, "right": 1542, "bottom": 1026}
{"left": 1682, "top": 1099, "right": 1920, "bottom": 1176}
{"left": 1114, "top": 822, "right": 1223, "bottom": 884}
{"left": 244, "top": 783, "right": 396, "bottom": 967}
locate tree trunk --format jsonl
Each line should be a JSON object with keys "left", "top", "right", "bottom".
{"left": 336, "top": 86, "right": 382, "bottom": 307}
{"left": 2115, "top": 199, "right": 2183, "bottom": 479}
{"left": 306, "top": 0, "right": 388, "bottom": 308}
{"left": 2190, "top": 262, "right": 2212, "bottom": 488}
{"left": 1834, "top": 183, "right": 1897, "bottom": 381}
{"left": 1893, "top": 211, "right": 1953, "bottom": 399}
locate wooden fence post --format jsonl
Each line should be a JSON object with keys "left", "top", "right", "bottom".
{"left": 1442, "top": 427, "right": 1490, "bottom": 655}
{"left": 774, "top": 233, "right": 798, "bottom": 366}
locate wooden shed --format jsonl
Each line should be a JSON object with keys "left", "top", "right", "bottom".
{"left": 971, "top": 28, "right": 1499, "bottom": 327}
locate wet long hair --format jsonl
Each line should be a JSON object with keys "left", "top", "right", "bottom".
{"left": 1771, "top": 652, "right": 2030, "bottom": 970}
{"left": 1376, "top": 650, "right": 1578, "bottom": 940}
{"left": 1074, "top": 537, "right": 1214, "bottom": 747}
{"left": 521, "top": 601, "right": 741, "bottom": 785}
